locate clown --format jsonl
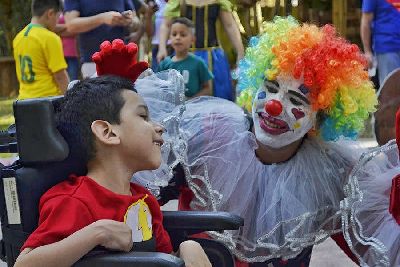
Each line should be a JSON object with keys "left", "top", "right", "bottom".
{"left": 166, "top": 16, "right": 378, "bottom": 266}
{"left": 340, "top": 108, "right": 400, "bottom": 267}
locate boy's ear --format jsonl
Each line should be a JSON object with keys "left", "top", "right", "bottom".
{"left": 91, "top": 120, "right": 121, "bottom": 145}
{"left": 45, "top": 8, "right": 56, "bottom": 18}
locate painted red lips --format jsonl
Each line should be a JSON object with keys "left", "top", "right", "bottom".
{"left": 258, "top": 112, "right": 290, "bottom": 135}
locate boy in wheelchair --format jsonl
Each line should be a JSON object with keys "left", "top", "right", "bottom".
{"left": 14, "top": 75, "right": 211, "bottom": 267}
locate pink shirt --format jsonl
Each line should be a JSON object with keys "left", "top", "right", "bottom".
{"left": 58, "top": 15, "right": 78, "bottom": 57}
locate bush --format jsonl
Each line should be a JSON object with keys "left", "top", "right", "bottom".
{"left": 0, "top": 0, "right": 32, "bottom": 56}
{"left": 0, "top": 98, "right": 14, "bottom": 130}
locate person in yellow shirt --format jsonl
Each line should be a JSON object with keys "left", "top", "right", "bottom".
{"left": 13, "top": 0, "right": 69, "bottom": 99}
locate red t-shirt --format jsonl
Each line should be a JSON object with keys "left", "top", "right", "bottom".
{"left": 22, "top": 175, "right": 172, "bottom": 253}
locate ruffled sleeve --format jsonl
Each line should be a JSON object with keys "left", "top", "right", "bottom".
{"left": 341, "top": 140, "right": 400, "bottom": 267}
{"left": 218, "top": 0, "right": 232, "bottom": 11}
{"left": 164, "top": 0, "right": 180, "bottom": 18}
{"left": 164, "top": 0, "right": 232, "bottom": 18}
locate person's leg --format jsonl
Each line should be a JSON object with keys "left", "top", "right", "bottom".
{"left": 65, "top": 57, "right": 80, "bottom": 81}
{"left": 376, "top": 51, "right": 400, "bottom": 91}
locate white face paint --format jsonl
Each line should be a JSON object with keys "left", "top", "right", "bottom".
{"left": 252, "top": 75, "right": 316, "bottom": 148}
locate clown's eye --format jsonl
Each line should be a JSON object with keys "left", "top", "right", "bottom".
{"left": 266, "top": 86, "right": 278, "bottom": 94}
{"left": 264, "top": 83, "right": 278, "bottom": 93}
{"left": 289, "top": 97, "right": 303, "bottom": 106}
{"left": 264, "top": 80, "right": 279, "bottom": 94}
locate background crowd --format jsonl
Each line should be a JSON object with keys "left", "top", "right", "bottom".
{"left": 6, "top": 0, "right": 399, "bottom": 101}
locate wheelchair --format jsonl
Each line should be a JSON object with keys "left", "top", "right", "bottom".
{"left": 0, "top": 96, "right": 243, "bottom": 267}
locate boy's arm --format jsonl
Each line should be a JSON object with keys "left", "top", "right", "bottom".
{"left": 178, "top": 240, "right": 211, "bottom": 267}
{"left": 156, "top": 58, "right": 167, "bottom": 72}
{"left": 191, "top": 59, "right": 213, "bottom": 98}
{"left": 192, "top": 80, "right": 212, "bottom": 98}
{"left": 53, "top": 69, "right": 70, "bottom": 95}
{"left": 14, "top": 219, "right": 133, "bottom": 267}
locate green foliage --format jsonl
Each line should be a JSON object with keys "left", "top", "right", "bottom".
{"left": 0, "top": 0, "right": 32, "bottom": 56}
{"left": 0, "top": 98, "right": 15, "bottom": 130}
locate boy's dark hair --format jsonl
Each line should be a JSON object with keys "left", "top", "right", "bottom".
{"left": 56, "top": 75, "right": 136, "bottom": 163}
{"left": 31, "top": 0, "right": 63, "bottom": 17}
{"left": 171, "top": 17, "right": 195, "bottom": 33}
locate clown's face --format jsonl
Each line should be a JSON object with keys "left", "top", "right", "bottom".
{"left": 252, "top": 75, "right": 316, "bottom": 148}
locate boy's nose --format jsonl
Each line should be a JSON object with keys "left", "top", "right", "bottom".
{"left": 154, "top": 123, "right": 166, "bottom": 134}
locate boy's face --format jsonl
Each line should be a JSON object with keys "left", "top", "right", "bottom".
{"left": 170, "top": 23, "right": 194, "bottom": 54}
{"left": 46, "top": 9, "right": 61, "bottom": 32}
{"left": 114, "top": 90, "right": 164, "bottom": 171}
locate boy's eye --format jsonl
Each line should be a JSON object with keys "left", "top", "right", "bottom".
{"left": 289, "top": 97, "right": 303, "bottom": 106}
{"left": 140, "top": 114, "right": 149, "bottom": 121}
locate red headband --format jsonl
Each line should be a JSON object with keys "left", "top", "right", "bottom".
{"left": 92, "top": 39, "right": 149, "bottom": 82}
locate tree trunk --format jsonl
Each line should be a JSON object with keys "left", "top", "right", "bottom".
{"left": 0, "top": 56, "right": 18, "bottom": 97}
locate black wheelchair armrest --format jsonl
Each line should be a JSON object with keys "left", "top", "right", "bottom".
{"left": 163, "top": 211, "right": 243, "bottom": 232}
{"left": 163, "top": 211, "right": 243, "bottom": 256}
{"left": 74, "top": 251, "right": 184, "bottom": 267}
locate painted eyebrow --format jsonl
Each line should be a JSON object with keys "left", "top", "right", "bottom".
{"left": 288, "top": 90, "right": 310, "bottom": 105}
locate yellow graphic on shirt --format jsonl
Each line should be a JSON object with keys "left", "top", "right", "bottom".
{"left": 124, "top": 195, "right": 153, "bottom": 242}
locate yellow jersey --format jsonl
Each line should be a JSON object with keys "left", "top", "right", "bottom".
{"left": 13, "top": 24, "right": 67, "bottom": 99}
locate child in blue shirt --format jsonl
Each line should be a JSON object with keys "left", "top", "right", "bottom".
{"left": 158, "top": 17, "right": 213, "bottom": 99}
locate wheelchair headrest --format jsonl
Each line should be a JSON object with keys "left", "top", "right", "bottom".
{"left": 14, "top": 96, "right": 69, "bottom": 164}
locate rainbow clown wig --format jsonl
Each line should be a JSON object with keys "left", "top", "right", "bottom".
{"left": 236, "top": 16, "right": 377, "bottom": 141}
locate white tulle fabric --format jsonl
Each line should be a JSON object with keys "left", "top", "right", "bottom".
{"left": 132, "top": 70, "right": 366, "bottom": 262}
{"left": 178, "top": 97, "right": 366, "bottom": 262}
{"left": 341, "top": 139, "right": 400, "bottom": 267}
{"left": 134, "top": 69, "right": 187, "bottom": 192}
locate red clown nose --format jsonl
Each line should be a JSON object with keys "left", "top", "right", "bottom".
{"left": 265, "top": 99, "right": 283, "bottom": 117}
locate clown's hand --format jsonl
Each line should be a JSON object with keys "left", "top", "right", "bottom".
{"left": 92, "top": 39, "right": 149, "bottom": 82}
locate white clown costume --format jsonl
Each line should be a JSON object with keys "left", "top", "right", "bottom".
{"left": 341, "top": 109, "right": 400, "bottom": 267}
{"left": 134, "top": 16, "right": 378, "bottom": 265}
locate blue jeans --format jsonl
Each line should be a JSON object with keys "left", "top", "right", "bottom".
{"left": 65, "top": 57, "right": 80, "bottom": 81}
{"left": 376, "top": 51, "right": 400, "bottom": 90}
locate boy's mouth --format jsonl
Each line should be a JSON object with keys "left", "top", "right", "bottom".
{"left": 153, "top": 139, "right": 164, "bottom": 146}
